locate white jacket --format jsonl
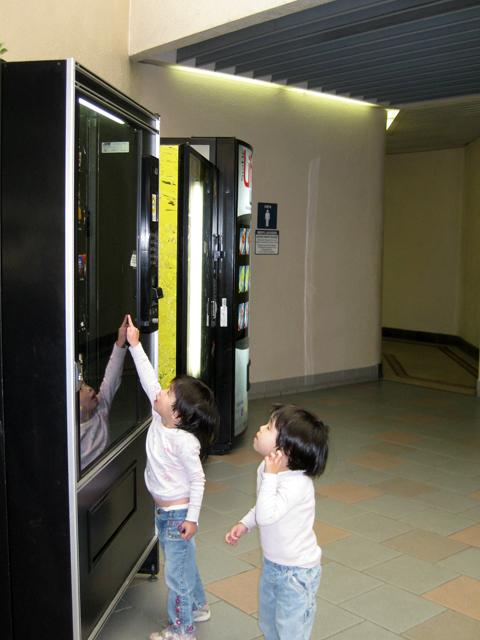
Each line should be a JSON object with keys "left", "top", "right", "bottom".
{"left": 130, "top": 342, "right": 205, "bottom": 523}
{"left": 241, "top": 461, "right": 321, "bottom": 568}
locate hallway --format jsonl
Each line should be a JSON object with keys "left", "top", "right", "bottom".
{"left": 98, "top": 380, "right": 480, "bottom": 640}
{"left": 381, "top": 339, "right": 478, "bottom": 395}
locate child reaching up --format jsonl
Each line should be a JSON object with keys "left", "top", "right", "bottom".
{"left": 126, "top": 316, "right": 219, "bottom": 640}
{"left": 225, "top": 404, "right": 329, "bottom": 640}
{"left": 79, "top": 315, "right": 129, "bottom": 469}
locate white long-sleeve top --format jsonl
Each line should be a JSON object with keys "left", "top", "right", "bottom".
{"left": 80, "top": 343, "right": 127, "bottom": 469}
{"left": 129, "top": 342, "right": 205, "bottom": 523}
{"left": 241, "top": 461, "right": 321, "bottom": 568}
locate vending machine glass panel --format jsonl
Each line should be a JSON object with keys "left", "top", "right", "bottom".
{"left": 76, "top": 96, "right": 141, "bottom": 471}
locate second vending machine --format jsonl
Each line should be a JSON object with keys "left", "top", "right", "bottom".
{"left": 159, "top": 137, "right": 253, "bottom": 452}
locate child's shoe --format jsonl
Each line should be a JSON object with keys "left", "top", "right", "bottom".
{"left": 150, "top": 629, "right": 195, "bottom": 640}
{"left": 193, "top": 602, "right": 211, "bottom": 622}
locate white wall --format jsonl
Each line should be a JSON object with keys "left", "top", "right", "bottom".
{"left": 2, "top": 0, "right": 133, "bottom": 95}
{"left": 383, "top": 149, "right": 464, "bottom": 336}
{"left": 461, "top": 138, "right": 480, "bottom": 349}
{"left": 133, "top": 64, "right": 386, "bottom": 383}
{"left": 3, "top": 0, "right": 386, "bottom": 386}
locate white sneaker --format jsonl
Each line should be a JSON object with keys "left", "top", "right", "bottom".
{"left": 193, "top": 604, "right": 211, "bottom": 622}
{"left": 150, "top": 629, "right": 195, "bottom": 640}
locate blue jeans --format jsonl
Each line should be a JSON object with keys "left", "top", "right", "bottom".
{"left": 258, "top": 557, "right": 322, "bottom": 640}
{"left": 156, "top": 507, "right": 207, "bottom": 636}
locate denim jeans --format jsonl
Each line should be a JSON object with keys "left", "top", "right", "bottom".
{"left": 156, "top": 507, "right": 207, "bottom": 636}
{"left": 258, "top": 557, "right": 322, "bottom": 640}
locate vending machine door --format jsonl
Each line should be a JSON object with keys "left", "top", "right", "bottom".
{"left": 74, "top": 85, "right": 159, "bottom": 640}
{"left": 176, "top": 146, "right": 218, "bottom": 389}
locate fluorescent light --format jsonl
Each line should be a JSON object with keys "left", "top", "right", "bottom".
{"left": 167, "top": 62, "right": 379, "bottom": 108}
{"left": 186, "top": 181, "right": 203, "bottom": 378}
{"left": 78, "top": 97, "right": 125, "bottom": 124}
{"left": 386, "top": 108, "right": 399, "bottom": 129}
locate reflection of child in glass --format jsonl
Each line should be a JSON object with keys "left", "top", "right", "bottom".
{"left": 79, "top": 315, "right": 129, "bottom": 469}
{"left": 225, "top": 404, "right": 329, "bottom": 640}
{"left": 126, "top": 315, "right": 220, "bottom": 640}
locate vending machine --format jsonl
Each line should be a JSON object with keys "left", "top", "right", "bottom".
{"left": 0, "top": 60, "right": 160, "bottom": 640}
{"left": 159, "top": 138, "right": 253, "bottom": 452}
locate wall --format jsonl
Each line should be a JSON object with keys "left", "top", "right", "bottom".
{"left": 2, "top": 0, "right": 133, "bottom": 95}
{"left": 133, "top": 63, "right": 386, "bottom": 388}
{"left": 382, "top": 149, "right": 464, "bottom": 336}
{"left": 461, "top": 137, "right": 480, "bottom": 349}
{"left": 3, "top": 1, "right": 386, "bottom": 390}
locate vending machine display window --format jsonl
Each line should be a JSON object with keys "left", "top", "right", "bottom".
{"left": 76, "top": 96, "right": 141, "bottom": 470}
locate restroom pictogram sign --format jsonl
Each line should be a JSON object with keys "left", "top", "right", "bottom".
{"left": 257, "top": 203, "right": 277, "bottom": 229}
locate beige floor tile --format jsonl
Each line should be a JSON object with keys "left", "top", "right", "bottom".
{"left": 205, "top": 568, "right": 261, "bottom": 614}
{"left": 315, "top": 396, "right": 353, "bottom": 406}
{"left": 347, "top": 453, "right": 407, "bottom": 471}
{"left": 219, "top": 449, "right": 263, "bottom": 466}
{"left": 204, "top": 478, "right": 228, "bottom": 494}
{"left": 374, "top": 430, "right": 424, "bottom": 444}
{"left": 393, "top": 413, "right": 439, "bottom": 425}
{"left": 468, "top": 489, "right": 480, "bottom": 500}
{"left": 237, "top": 547, "right": 263, "bottom": 569}
{"left": 414, "top": 399, "right": 452, "bottom": 408}
{"left": 316, "top": 481, "right": 384, "bottom": 503}
{"left": 361, "top": 441, "right": 414, "bottom": 457}
{"left": 383, "top": 529, "right": 469, "bottom": 563}
{"left": 372, "top": 477, "right": 437, "bottom": 499}
{"left": 449, "top": 523, "right": 480, "bottom": 548}
{"left": 456, "top": 435, "right": 480, "bottom": 449}
{"left": 423, "top": 576, "right": 480, "bottom": 620}
{"left": 403, "top": 609, "right": 480, "bottom": 640}
{"left": 313, "top": 520, "right": 352, "bottom": 545}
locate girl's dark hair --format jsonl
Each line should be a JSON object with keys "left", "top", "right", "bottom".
{"left": 270, "top": 404, "right": 329, "bottom": 478}
{"left": 170, "top": 375, "right": 220, "bottom": 459}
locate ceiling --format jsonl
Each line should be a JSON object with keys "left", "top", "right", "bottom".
{"left": 146, "top": 0, "right": 480, "bottom": 154}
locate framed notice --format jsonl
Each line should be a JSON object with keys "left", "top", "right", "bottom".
{"left": 255, "top": 230, "right": 279, "bottom": 255}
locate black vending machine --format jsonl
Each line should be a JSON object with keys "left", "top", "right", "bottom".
{"left": 0, "top": 60, "right": 160, "bottom": 640}
{"left": 158, "top": 138, "right": 253, "bottom": 452}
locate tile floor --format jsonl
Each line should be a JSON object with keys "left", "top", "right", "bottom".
{"left": 98, "top": 380, "right": 480, "bottom": 640}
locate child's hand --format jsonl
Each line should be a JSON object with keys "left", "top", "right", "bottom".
{"left": 116, "top": 315, "right": 129, "bottom": 347}
{"left": 126, "top": 314, "right": 140, "bottom": 347}
{"left": 181, "top": 520, "right": 197, "bottom": 540}
{"left": 225, "top": 523, "right": 248, "bottom": 546}
{"left": 264, "top": 449, "right": 285, "bottom": 474}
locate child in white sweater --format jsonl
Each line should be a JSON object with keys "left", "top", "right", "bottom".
{"left": 126, "top": 316, "right": 219, "bottom": 640}
{"left": 226, "top": 404, "right": 329, "bottom": 640}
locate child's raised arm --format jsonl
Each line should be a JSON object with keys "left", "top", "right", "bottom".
{"left": 126, "top": 314, "right": 140, "bottom": 347}
{"left": 126, "top": 315, "right": 160, "bottom": 403}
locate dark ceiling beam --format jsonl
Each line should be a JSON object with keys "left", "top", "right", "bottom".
{"left": 279, "top": 35, "right": 480, "bottom": 84}
{"left": 179, "top": 0, "right": 480, "bottom": 68}
{"left": 304, "top": 45, "right": 480, "bottom": 87}
{"left": 244, "top": 13, "right": 480, "bottom": 77}
{"left": 318, "top": 62, "right": 480, "bottom": 95}
{"left": 365, "top": 80, "right": 480, "bottom": 104}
